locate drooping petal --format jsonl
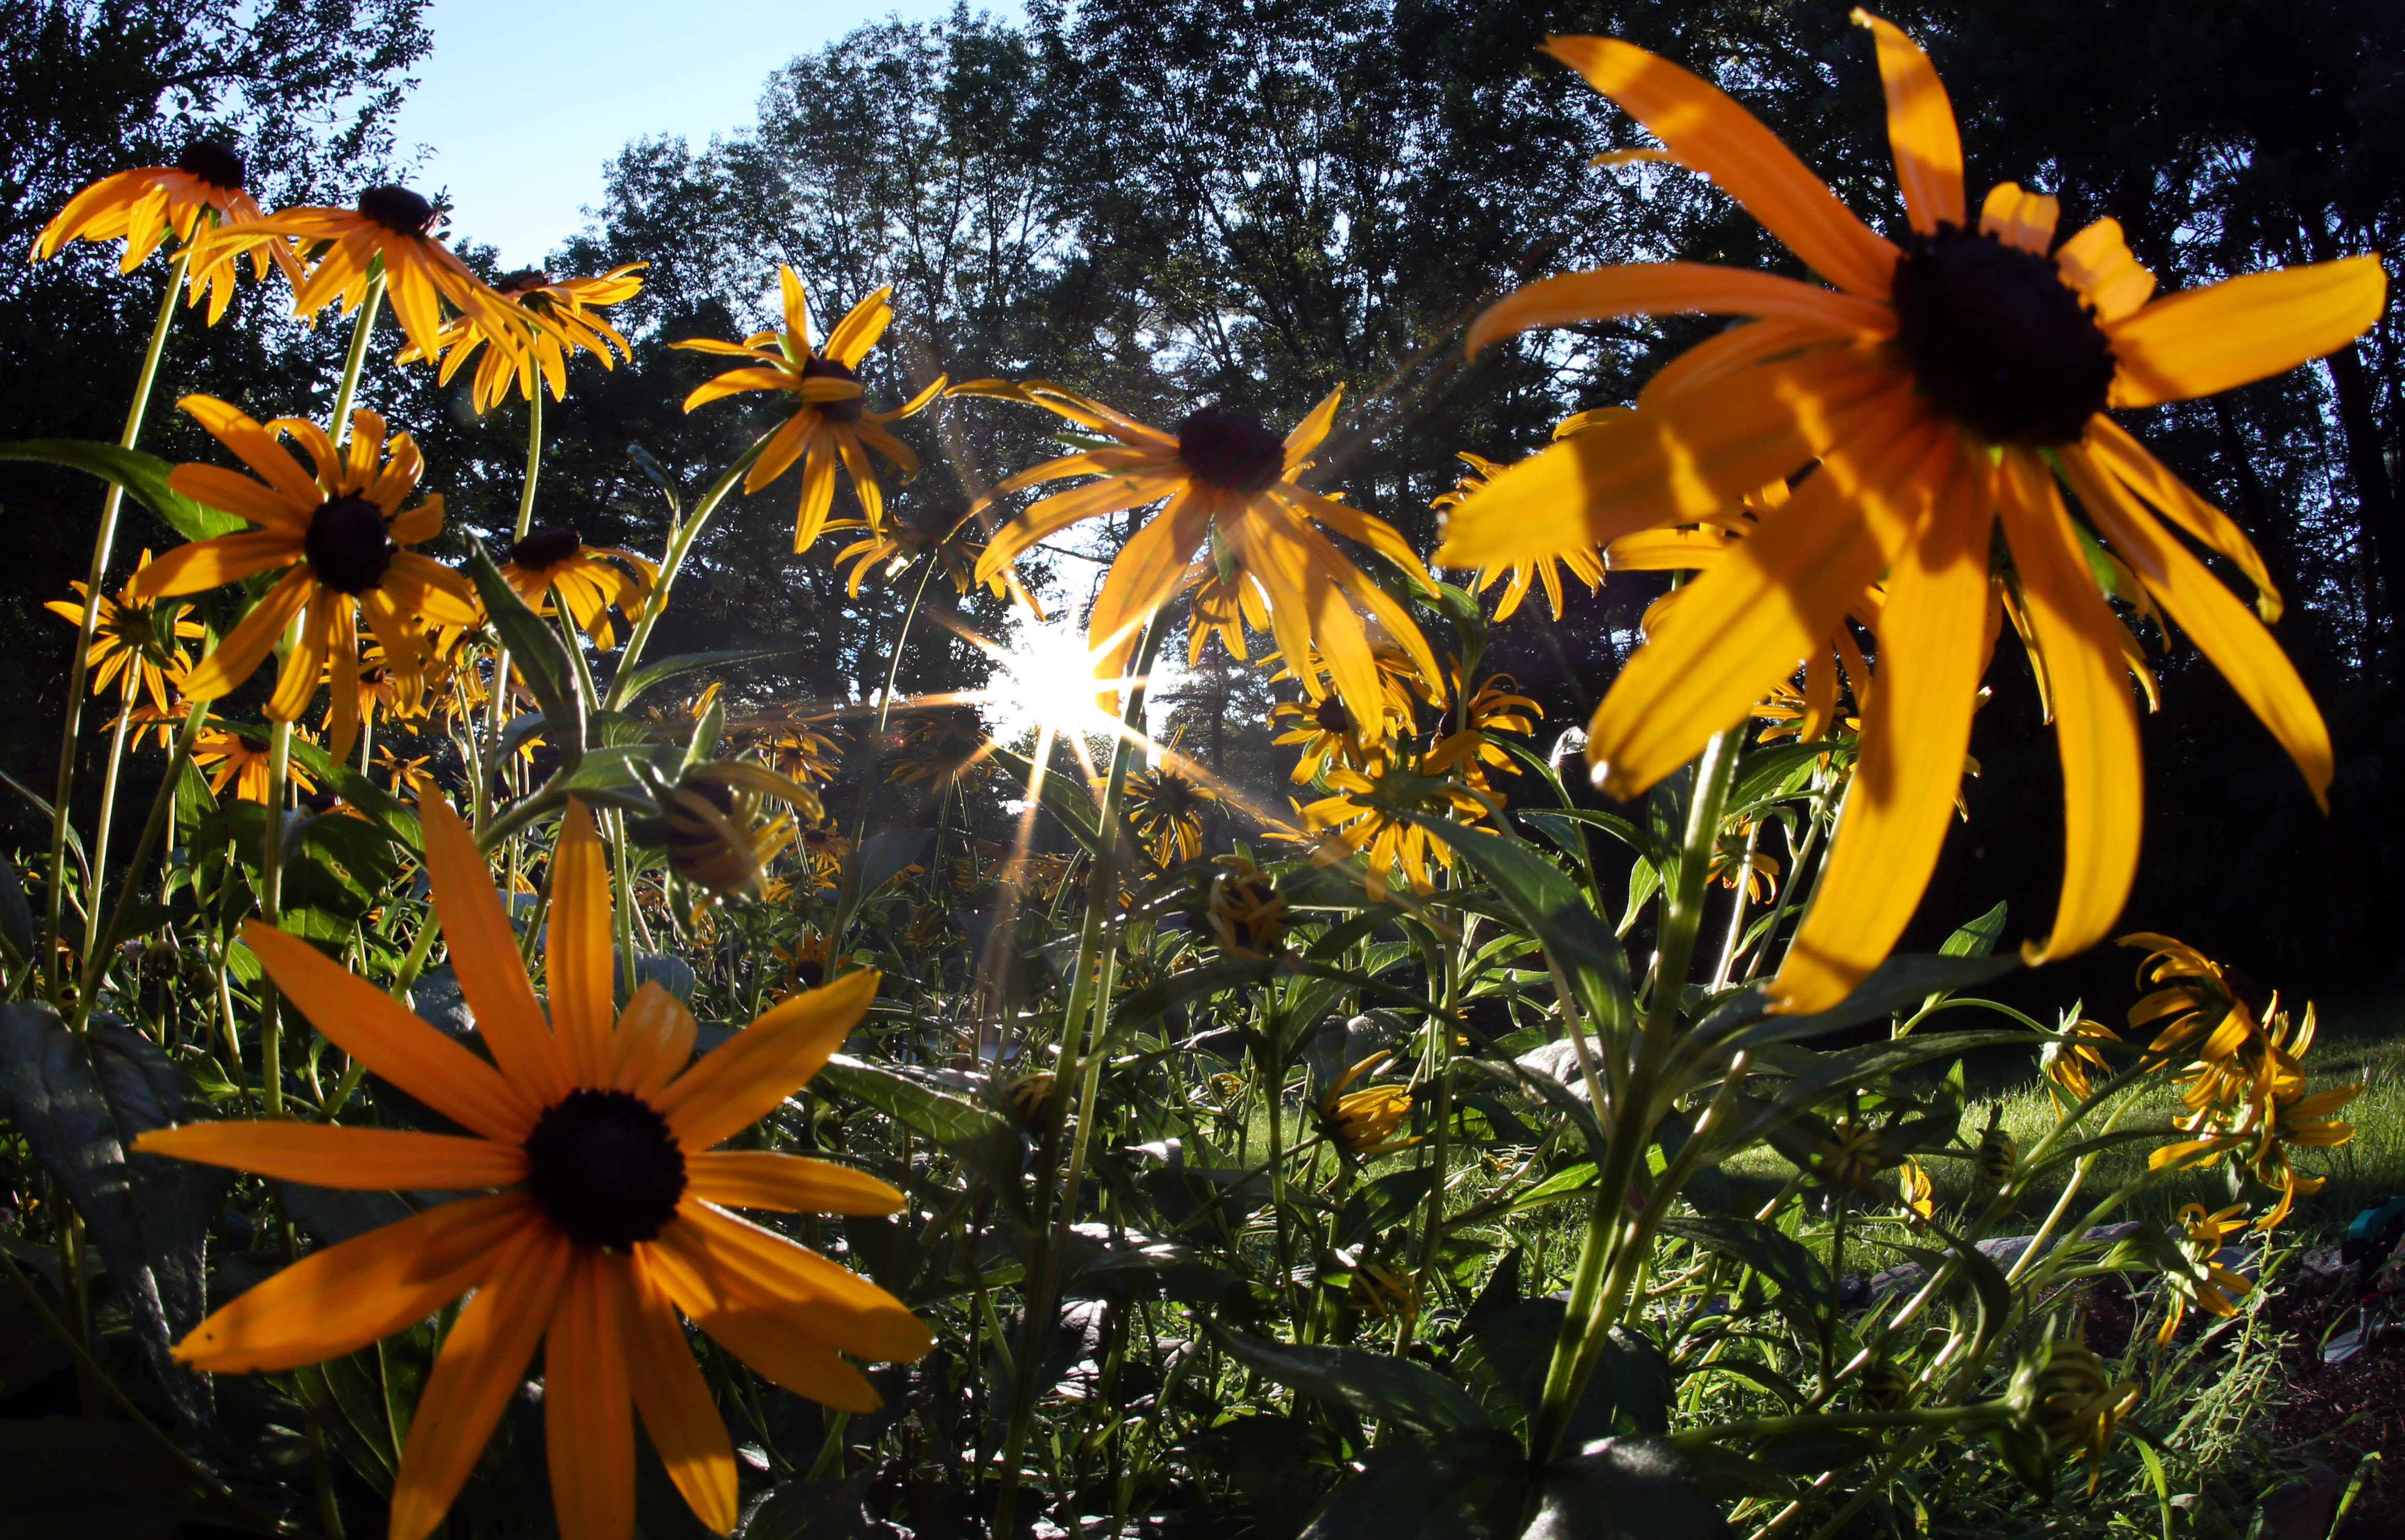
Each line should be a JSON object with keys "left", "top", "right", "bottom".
{"left": 2107, "top": 256, "right": 2386, "bottom": 408}
{"left": 416, "top": 790, "right": 571, "bottom": 1104}
{"left": 746, "top": 408, "right": 817, "bottom": 494}
{"left": 1541, "top": 36, "right": 1900, "bottom": 299}
{"left": 547, "top": 800, "right": 615, "bottom": 1086}
{"left": 389, "top": 1226, "right": 572, "bottom": 1540}
{"left": 1856, "top": 10, "right": 1965, "bottom": 235}
{"left": 681, "top": 367, "right": 800, "bottom": 414}
{"left": 1468, "top": 263, "right": 1892, "bottom": 356}
{"left": 2059, "top": 445, "right": 2332, "bottom": 808}
{"left": 167, "top": 465, "right": 313, "bottom": 533}
{"left": 623, "top": 1254, "right": 737, "bottom": 1534}
{"left": 1994, "top": 450, "right": 2142, "bottom": 963}
{"left": 1434, "top": 347, "right": 1902, "bottom": 570}
{"left": 1774, "top": 448, "right": 1992, "bottom": 1013}
{"left": 174, "top": 567, "right": 315, "bottom": 699}
{"left": 685, "top": 1152, "right": 907, "bottom": 1215}
{"left": 651, "top": 1201, "right": 932, "bottom": 1362}
{"left": 1640, "top": 318, "right": 1843, "bottom": 407}
{"left": 1084, "top": 488, "right": 1215, "bottom": 708}
{"left": 648, "top": 1243, "right": 882, "bottom": 1413}
{"left": 791, "top": 434, "right": 841, "bottom": 551}
{"left": 975, "top": 465, "right": 1186, "bottom": 579}
{"left": 171, "top": 1193, "right": 532, "bottom": 1373}
{"left": 654, "top": 970, "right": 879, "bottom": 1152}
{"left": 134, "top": 1122, "right": 525, "bottom": 1191}
{"left": 243, "top": 921, "right": 539, "bottom": 1141}
{"left": 2082, "top": 416, "right": 2281, "bottom": 621}
{"left": 1582, "top": 393, "right": 1939, "bottom": 797}
{"left": 544, "top": 1253, "right": 636, "bottom": 1540}
{"left": 266, "top": 596, "right": 334, "bottom": 721}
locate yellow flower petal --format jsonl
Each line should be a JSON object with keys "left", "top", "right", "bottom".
{"left": 684, "top": 1151, "right": 907, "bottom": 1215}
{"left": 1854, "top": 9, "right": 1964, "bottom": 235}
{"left": 654, "top": 970, "right": 878, "bottom": 1152}
{"left": 2054, "top": 218, "right": 2157, "bottom": 323}
{"left": 1467, "top": 261, "right": 1892, "bottom": 356}
{"left": 544, "top": 1254, "right": 635, "bottom": 1540}
{"left": 1978, "top": 181, "right": 2059, "bottom": 256}
{"left": 416, "top": 790, "right": 574, "bottom": 1103}
{"left": 133, "top": 1122, "right": 525, "bottom": 1191}
{"left": 548, "top": 800, "right": 616, "bottom": 1086}
{"left": 2107, "top": 255, "right": 2386, "bottom": 408}
{"left": 625, "top": 1254, "right": 738, "bottom": 1533}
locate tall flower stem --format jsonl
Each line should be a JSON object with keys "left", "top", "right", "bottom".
{"left": 995, "top": 612, "right": 1166, "bottom": 1537}
{"left": 604, "top": 430, "right": 772, "bottom": 708}
{"left": 46, "top": 248, "right": 188, "bottom": 1003}
{"left": 73, "top": 698, "right": 209, "bottom": 1029}
{"left": 831, "top": 557, "right": 939, "bottom": 945}
{"left": 1642, "top": 725, "right": 1745, "bottom": 1037}
{"left": 327, "top": 267, "right": 386, "bottom": 432}
{"left": 82, "top": 702, "right": 136, "bottom": 962}
{"left": 514, "top": 386, "right": 544, "bottom": 541}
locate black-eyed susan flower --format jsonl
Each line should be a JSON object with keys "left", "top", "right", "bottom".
{"left": 1897, "top": 1157, "right": 1935, "bottom": 1225}
{"left": 885, "top": 711, "right": 994, "bottom": 791}
{"left": 644, "top": 762, "right": 823, "bottom": 900}
{"left": 959, "top": 379, "right": 1441, "bottom": 731}
{"left": 31, "top": 141, "right": 300, "bottom": 322}
{"left": 1321, "top": 1053, "right": 1417, "bottom": 1159}
{"left": 673, "top": 269, "right": 941, "bottom": 551}
{"left": 1205, "top": 855, "right": 1287, "bottom": 958}
{"left": 2042, "top": 1017, "right": 2119, "bottom": 1111}
{"left": 2012, "top": 1339, "right": 2140, "bottom": 1494}
{"left": 2155, "top": 1202, "right": 2252, "bottom": 1345}
{"left": 190, "top": 724, "right": 318, "bottom": 804}
{"left": 134, "top": 795, "right": 929, "bottom": 1540}
{"left": 498, "top": 528, "right": 658, "bottom": 651}
{"left": 1269, "top": 695, "right": 1368, "bottom": 785}
{"left": 319, "top": 642, "right": 425, "bottom": 757}
{"left": 197, "top": 185, "right": 532, "bottom": 367}
{"left": 1438, "top": 13, "right": 2384, "bottom": 1013}
{"left": 827, "top": 508, "right": 1039, "bottom": 611}
{"left": 402, "top": 263, "right": 647, "bottom": 412}
{"left": 1297, "top": 738, "right": 1493, "bottom": 900}
{"left": 1435, "top": 452, "right": 1605, "bottom": 622}
{"left": 127, "top": 398, "right": 478, "bottom": 755}
{"left": 1126, "top": 761, "right": 1220, "bottom": 867}
{"left": 1449, "top": 671, "right": 1543, "bottom": 791}
{"left": 45, "top": 552, "right": 203, "bottom": 712}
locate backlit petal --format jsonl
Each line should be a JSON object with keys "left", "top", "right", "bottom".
{"left": 624, "top": 1254, "right": 737, "bottom": 1534}
{"left": 1978, "top": 182, "right": 2058, "bottom": 256}
{"left": 1856, "top": 10, "right": 1964, "bottom": 235}
{"left": 1282, "top": 385, "right": 1344, "bottom": 468}
{"left": 547, "top": 800, "right": 614, "bottom": 1086}
{"left": 655, "top": 970, "right": 879, "bottom": 1152}
{"left": 652, "top": 1202, "right": 932, "bottom": 1362}
{"left": 612, "top": 981, "right": 699, "bottom": 1099}
{"left": 135, "top": 1122, "right": 524, "bottom": 1191}
{"left": 1995, "top": 450, "right": 2142, "bottom": 963}
{"left": 545, "top": 1254, "right": 636, "bottom": 1540}
{"left": 172, "top": 1193, "right": 531, "bottom": 1373}
{"left": 417, "top": 790, "right": 571, "bottom": 1104}
{"left": 1434, "top": 348, "right": 1901, "bottom": 570}
{"left": 1774, "top": 447, "right": 1991, "bottom": 1012}
{"left": 2054, "top": 218, "right": 2156, "bottom": 322}
{"left": 390, "top": 1226, "right": 571, "bottom": 1540}
{"left": 243, "top": 921, "right": 539, "bottom": 1141}
{"left": 686, "top": 1152, "right": 907, "bottom": 1215}
{"left": 824, "top": 286, "right": 894, "bottom": 368}
{"left": 1581, "top": 394, "right": 1941, "bottom": 797}
{"left": 681, "top": 367, "right": 798, "bottom": 413}
{"left": 1542, "top": 36, "right": 1899, "bottom": 299}
{"left": 179, "top": 394, "right": 326, "bottom": 507}
{"left": 2107, "top": 256, "right": 2386, "bottom": 408}
{"left": 2059, "top": 445, "right": 2332, "bottom": 808}
{"left": 1468, "top": 263, "right": 1892, "bottom": 355}
{"left": 2083, "top": 416, "right": 2281, "bottom": 622}
{"left": 128, "top": 529, "right": 303, "bottom": 599}
{"left": 648, "top": 1237, "right": 882, "bottom": 1412}
{"left": 975, "top": 465, "right": 1186, "bottom": 579}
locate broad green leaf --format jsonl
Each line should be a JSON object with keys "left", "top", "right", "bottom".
{"left": 1940, "top": 900, "right": 2009, "bottom": 958}
{"left": 0, "top": 440, "right": 241, "bottom": 540}
{"left": 813, "top": 1053, "right": 1006, "bottom": 1145}
{"left": 461, "top": 534, "right": 584, "bottom": 767}
{"left": 1211, "top": 1325, "right": 1493, "bottom": 1433}
{"left": 602, "top": 648, "right": 787, "bottom": 712}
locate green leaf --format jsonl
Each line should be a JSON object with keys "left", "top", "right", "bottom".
{"left": 849, "top": 827, "right": 934, "bottom": 902}
{"left": 990, "top": 745, "right": 1101, "bottom": 854}
{"left": 1696, "top": 953, "right": 2021, "bottom": 1050}
{"left": 603, "top": 648, "right": 787, "bottom": 712}
{"left": 460, "top": 533, "right": 584, "bottom": 766}
{"left": 1940, "top": 900, "right": 2009, "bottom": 958}
{"left": 0, "top": 440, "right": 241, "bottom": 541}
{"left": 814, "top": 1053, "right": 1006, "bottom": 1145}
{"left": 1656, "top": 1215, "right": 1830, "bottom": 1345}
{"left": 1211, "top": 1325, "right": 1493, "bottom": 1433}
{"left": 283, "top": 736, "right": 422, "bottom": 850}
{"left": 1297, "top": 1429, "right": 1530, "bottom": 1540}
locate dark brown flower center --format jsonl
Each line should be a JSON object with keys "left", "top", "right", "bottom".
{"left": 1313, "top": 697, "right": 1351, "bottom": 736}
{"left": 356, "top": 185, "right": 438, "bottom": 237}
{"left": 304, "top": 496, "right": 395, "bottom": 594}
{"left": 234, "top": 732, "right": 269, "bottom": 755}
{"left": 177, "top": 141, "right": 246, "bottom": 191}
{"left": 1177, "top": 408, "right": 1285, "bottom": 494}
{"left": 523, "top": 1088, "right": 687, "bottom": 1249}
{"left": 1890, "top": 223, "right": 2116, "bottom": 445}
{"left": 510, "top": 526, "right": 583, "bottom": 570}
{"left": 801, "top": 355, "right": 864, "bottom": 423}
{"left": 496, "top": 268, "right": 551, "bottom": 297}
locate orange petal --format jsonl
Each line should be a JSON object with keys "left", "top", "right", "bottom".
{"left": 823, "top": 285, "right": 894, "bottom": 368}
{"left": 172, "top": 1193, "right": 532, "bottom": 1373}
{"left": 1978, "top": 182, "right": 2059, "bottom": 256}
{"left": 1774, "top": 447, "right": 1992, "bottom": 1012}
{"left": 624, "top": 1254, "right": 737, "bottom": 1534}
{"left": 1435, "top": 347, "right": 1900, "bottom": 571}
{"left": 179, "top": 394, "right": 326, "bottom": 507}
{"left": 2054, "top": 217, "right": 2156, "bottom": 322}
{"left": 1469, "top": 262, "right": 1891, "bottom": 356}
{"left": 654, "top": 970, "right": 878, "bottom": 1152}
{"left": 129, "top": 529, "right": 303, "bottom": 600}
{"left": 2058, "top": 444, "right": 2332, "bottom": 808}
{"left": 1995, "top": 451, "right": 2141, "bottom": 963}
{"left": 1854, "top": 10, "right": 1964, "bottom": 235}
{"left": 1543, "top": 36, "right": 1899, "bottom": 299}
{"left": 390, "top": 1226, "right": 571, "bottom": 1540}
{"left": 649, "top": 1204, "right": 930, "bottom": 1365}
{"left": 2082, "top": 416, "right": 2281, "bottom": 622}
{"left": 2107, "top": 256, "right": 2386, "bottom": 408}
{"left": 1085, "top": 489, "right": 1215, "bottom": 711}
{"left": 547, "top": 800, "right": 614, "bottom": 1086}
{"left": 1283, "top": 384, "right": 1345, "bottom": 469}
{"left": 977, "top": 465, "right": 1186, "bottom": 578}
{"left": 544, "top": 1254, "right": 635, "bottom": 1540}
{"left": 134, "top": 1122, "right": 524, "bottom": 1191}
{"left": 685, "top": 1151, "right": 907, "bottom": 1216}
{"left": 681, "top": 367, "right": 798, "bottom": 413}
{"left": 416, "top": 790, "right": 571, "bottom": 1104}
{"left": 1583, "top": 391, "right": 1940, "bottom": 797}
{"left": 243, "top": 921, "right": 539, "bottom": 1141}
{"left": 177, "top": 567, "right": 314, "bottom": 700}
{"left": 611, "top": 981, "right": 699, "bottom": 1100}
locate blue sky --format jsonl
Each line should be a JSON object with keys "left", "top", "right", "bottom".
{"left": 389, "top": 0, "right": 975, "bottom": 271}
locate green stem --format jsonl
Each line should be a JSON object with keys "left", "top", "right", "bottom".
{"left": 81, "top": 701, "right": 135, "bottom": 963}
{"left": 73, "top": 698, "right": 209, "bottom": 1028}
{"left": 832, "top": 556, "right": 940, "bottom": 944}
{"left": 605, "top": 430, "right": 773, "bottom": 709}
{"left": 47, "top": 247, "right": 188, "bottom": 1005}
{"left": 328, "top": 268, "right": 386, "bottom": 435}
{"left": 1643, "top": 724, "right": 1744, "bottom": 1037}
{"left": 514, "top": 386, "right": 543, "bottom": 540}
{"left": 259, "top": 719, "right": 290, "bottom": 1117}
